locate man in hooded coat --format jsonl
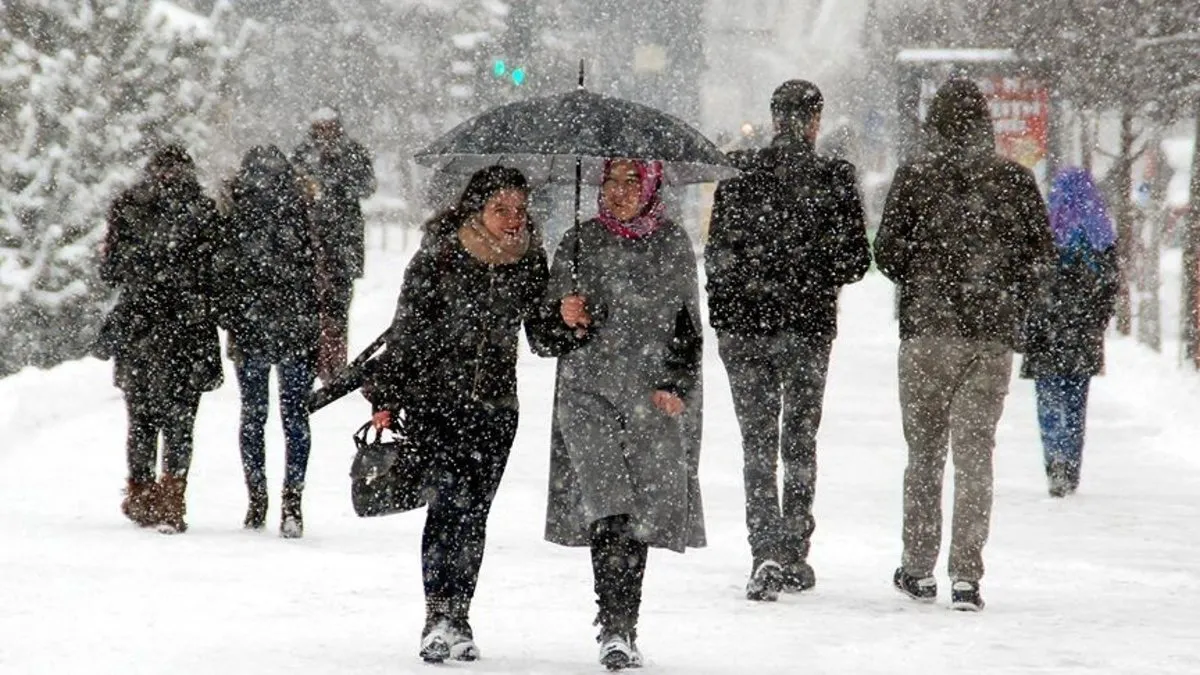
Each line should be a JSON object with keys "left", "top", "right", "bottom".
{"left": 874, "top": 78, "right": 1055, "bottom": 611}
{"left": 291, "top": 108, "right": 376, "bottom": 382}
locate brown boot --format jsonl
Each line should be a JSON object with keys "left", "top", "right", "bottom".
{"left": 121, "top": 478, "right": 159, "bottom": 527}
{"left": 156, "top": 474, "right": 188, "bottom": 534}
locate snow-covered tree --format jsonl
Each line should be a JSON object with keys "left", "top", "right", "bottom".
{"left": 0, "top": 0, "right": 248, "bottom": 375}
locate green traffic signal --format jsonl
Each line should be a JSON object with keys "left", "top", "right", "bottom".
{"left": 491, "top": 59, "right": 525, "bottom": 86}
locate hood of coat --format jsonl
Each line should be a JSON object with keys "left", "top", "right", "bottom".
{"left": 924, "top": 79, "right": 996, "bottom": 159}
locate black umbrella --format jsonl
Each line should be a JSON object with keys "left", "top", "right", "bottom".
{"left": 414, "top": 77, "right": 737, "bottom": 186}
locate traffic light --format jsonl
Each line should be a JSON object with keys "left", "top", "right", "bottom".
{"left": 491, "top": 59, "right": 526, "bottom": 87}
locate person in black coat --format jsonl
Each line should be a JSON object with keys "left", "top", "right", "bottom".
{"left": 704, "top": 79, "right": 870, "bottom": 599}
{"left": 1020, "top": 167, "right": 1119, "bottom": 497}
{"left": 361, "top": 166, "right": 555, "bottom": 664}
{"left": 98, "top": 144, "right": 223, "bottom": 534}
{"left": 291, "top": 108, "right": 376, "bottom": 383}
{"left": 218, "top": 145, "right": 321, "bottom": 536}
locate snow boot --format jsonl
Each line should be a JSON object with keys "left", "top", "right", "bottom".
{"left": 782, "top": 560, "right": 816, "bottom": 593}
{"left": 950, "top": 580, "right": 985, "bottom": 612}
{"left": 121, "top": 478, "right": 159, "bottom": 527}
{"left": 893, "top": 568, "right": 937, "bottom": 603}
{"left": 244, "top": 483, "right": 267, "bottom": 531}
{"left": 279, "top": 487, "right": 303, "bottom": 539}
{"left": 1047, "top": 460, "right": 1070, "bottom": 498}
{"left": 745, "top": 559, "right": 783, "bottom": 601}
{"left": 446, "top": 617, "right": 480, "bottom": 662}
{"left": 156, "top": 474, "right": 188, "bottom": 534}
{"left": 598, "top": 629, "right": 635, "bottom": 671}
{"left": 1065, "top": 460, "right": 1082, "bottom": 495}
{"left": 419, "top": 615, "right": 452, "bottom": 664}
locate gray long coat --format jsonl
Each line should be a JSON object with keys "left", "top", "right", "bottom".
{"left": 542, "top": 218, "right": 706, "bottom": 553}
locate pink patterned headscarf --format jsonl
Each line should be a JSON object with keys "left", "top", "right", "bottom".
{"left": 597, "top": 159, "right": 665, "bottom": 240}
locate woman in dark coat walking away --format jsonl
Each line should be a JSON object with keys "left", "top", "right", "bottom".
{"left": 361, "top": 166, "right": 554, "bottom": 664}
{"left": 98, "top": 145, "right": 223, "bottom": 534}
{"left": 218, "top": 146, "right": 320, "bottom": 536}
{"left": 541, "top": 158, "right": 705, "bottom": 671}
{"left": 1021, "top": 167, "right": 1119, "bottom": 497}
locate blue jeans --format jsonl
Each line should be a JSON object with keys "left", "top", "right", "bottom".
{"left": 1034, "top": 375, "right": 1091, "bottom": 470}
{"left": 236, "top": 354, "right": 315, "bottom": 491}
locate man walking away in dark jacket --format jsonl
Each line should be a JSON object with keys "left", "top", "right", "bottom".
{"left": 705, "top": 79, "right": 871, "bottom": 601}
{"left": 291, "top": 107, "right": 376, "bottom": 383}
{"left": 874, "top": 78, "right": 1055, "bottom": 612}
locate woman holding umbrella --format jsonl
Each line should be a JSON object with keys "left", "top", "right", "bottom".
{"left": 540, "top": 158, "right": 705, "bottom": 671}
{"left": 362, "top": 165, "right": 557, "bottom": 664}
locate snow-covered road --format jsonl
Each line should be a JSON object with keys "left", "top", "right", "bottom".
{"left": 3, "top": 244, "right": 1198, "bottom": 674}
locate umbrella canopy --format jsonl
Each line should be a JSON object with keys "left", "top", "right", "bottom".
{"left": 414, "top": 88, "right": 737, "bottom": 185}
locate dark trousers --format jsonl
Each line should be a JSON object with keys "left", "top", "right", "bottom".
{"left": 235, "top": 354, "right": 316, "bottom": 492}
{"left": 419, "top": 403, "right": 518, "bottom": 617}
{"left": 316, "top": 281, "right": 353, "bottom": 383}
{"left": 590, "top": 515, "right": 648, "bottom": 635}
{"left": 124, "top": 387, "right": 201, "bottom": 483}
{"left": 1035, "top": 375, "right": 1091, "bottom": 471}
{"left": 717, "top": 331, "right": 832, "bottom": 566}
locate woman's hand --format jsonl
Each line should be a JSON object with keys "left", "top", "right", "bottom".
{"left": 560, "top": 295, "right": 592, "bottom": 329}
{"left": 651, "top": 390, "right": 685, "bottom": 417}
{"left": 372, "top": 410, "right": 392, "bottom": 431}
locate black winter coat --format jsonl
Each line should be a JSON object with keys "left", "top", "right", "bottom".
{"left": 705, "top": 135, "right": 870, "bottom": 339}
{"left": 291, "top": 137, "right": 376, "bottom": 281}
{"left": 363, "top": 225, "right": 554, "bottom": 413}
{"left": 1020, "top": 246, "right": 1119, "bottom": 378}
{"left": 99, "top": 177, "right": 223, "bottom": 397}
{"left": 218, "top": 163, "right": 320, "bottom": 364}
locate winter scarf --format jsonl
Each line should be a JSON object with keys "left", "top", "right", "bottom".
{"left": 597, "top": 159, "right": 665, "bottom": 240}
{"left": 458, "top": 216, "right": 531, "bottom": 266}
{"left": 1048, "top": 167, "right": 1116, "bottom": 254}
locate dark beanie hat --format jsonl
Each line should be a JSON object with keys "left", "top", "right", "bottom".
{"left": 771, "top": 79, "right": 824, "bottom": 125}
{"left": 456, "top": 165, "right": 530, "bottom": 215}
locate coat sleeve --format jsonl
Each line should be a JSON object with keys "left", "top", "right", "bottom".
{"left": 361, "top": 243, "right": 444, "bottom": 411}
{"left": 521, "top": 243, "right": 577, "bottom": 357}
{"left": 1013, "top": 167, "right": 1056, "bottom": 314}
{"left": 100, "top": 196, "right": 131, "bottom": 285}
{"left": 703, "top": 179, "right": 750, "bottom": 310}
{"left": 528, "top": 227, "right": 592, "bottom": 358}
{"left": 1091, "top": 246, "right": 1120, "bottom": 329}
{"left": 193, "top": 197, "right": 225, "bottom": 325}
{"left": 347, "top": 141, "right": 377, "bottom": 200}
{"left": 658, "top": 234, "right": 703, "bottom": 398}
{"left": 814, "top": 161, "right": 871, "bottom": 287}
{"left": 657, "top": 304, "right": 702, "bottom": 398}
{"left": 873, "top": 166, "right": 921, "bottom": 283}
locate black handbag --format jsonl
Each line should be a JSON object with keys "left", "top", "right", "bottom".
{"left": 349, "top": 416, "right": 431, "bottom": 517}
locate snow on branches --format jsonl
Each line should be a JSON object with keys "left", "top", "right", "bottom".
{"left": 0, "top": 0, "right": 248, "bottom": 374}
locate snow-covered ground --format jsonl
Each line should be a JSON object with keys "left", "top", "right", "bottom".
{"left": 3, "top": 240, "right": 1200, "bottom": 674}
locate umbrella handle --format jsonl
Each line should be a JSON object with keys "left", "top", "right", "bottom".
{"left": 571, "top": 155, "right": 582, "bottom": 293}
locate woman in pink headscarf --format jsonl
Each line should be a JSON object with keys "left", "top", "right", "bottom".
{"left": 534, "top": 158, "right": 706, "bottom": 670}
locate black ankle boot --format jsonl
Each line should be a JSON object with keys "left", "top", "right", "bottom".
{"left": 244, "top": 484, "right": 267, "bottom": 530}
{"left": 280, "top": 488, "right": 303, "bottom": 538}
